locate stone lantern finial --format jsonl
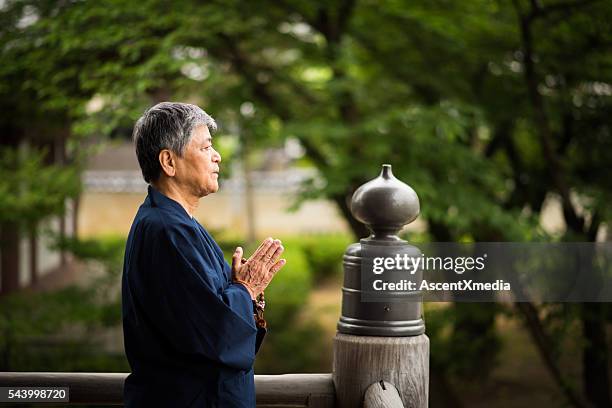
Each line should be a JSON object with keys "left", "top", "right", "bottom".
{"left": 350, "top": 164, "right": 420, "bottom": 240}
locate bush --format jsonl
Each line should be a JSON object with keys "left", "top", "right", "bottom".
{"left": 0, "top": 236, "right": 127, "bottom": 373}
{"left": 0, "top": 280, "right": 126, "bottom": 372}
{"left": 300, "top": 235, "right": 351, "bottom": 283}
{"left": 264, "top": 244, "right": 312, "bottom": 325}
{"left": 253, "top": 242, "right": 325, "bottom": 373}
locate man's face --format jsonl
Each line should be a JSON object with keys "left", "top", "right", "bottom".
{"left": 175, "top": 125, "right": 221, "bottom": 198}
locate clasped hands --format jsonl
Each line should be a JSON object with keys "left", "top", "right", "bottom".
{"left": 231, "top": 237, "right": 286, "bottom": 300}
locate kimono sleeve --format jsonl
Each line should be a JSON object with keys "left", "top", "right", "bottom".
{"left": 132, "top": 217, "right": 257, "bottom": 370}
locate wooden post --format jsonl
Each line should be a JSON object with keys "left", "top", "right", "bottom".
{"left": 333, "top": 334, "right": 429, "bottom": 408}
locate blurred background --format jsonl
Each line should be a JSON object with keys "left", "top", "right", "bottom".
{"left": 0, "top": 0, "right": 611, "bottom": 407}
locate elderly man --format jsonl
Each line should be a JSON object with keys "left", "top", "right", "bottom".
{"left": 122, "top": 102, "right": 285, "bottom": 407}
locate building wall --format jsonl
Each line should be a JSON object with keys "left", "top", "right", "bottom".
{"left": 78, "top": 190, "right": 352, "bottom": 238}
{"left": 79, "top": 167, "right": 359, "bottom": 238}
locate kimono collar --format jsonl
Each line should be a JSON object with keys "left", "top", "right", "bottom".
{"left": 147, "top": 185, "right": 193, "bottom": 219}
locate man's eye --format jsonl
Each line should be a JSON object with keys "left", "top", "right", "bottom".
{"left": 202, "top": 146, "right": 212, "bottom": 151}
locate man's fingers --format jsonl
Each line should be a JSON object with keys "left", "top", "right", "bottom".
{"left": 266, "top": 244, "right": 284, "bottom": 266}
{"left": 248, "top": 239, "right": 267, "bottom": 261}
{"left": 263, "top": 239, "right": 281, "bottom": 263}
{"left": 269, "top": 259, "right": 286, "bottom": 275}
{"left": 232, "top": 246, "right": 243, "bottom": 271}
{"left": 253, "top": 238, "right": 270, "bottom": 254}
{"left": 251, "top": 237, "right": 273, "bottom": 260}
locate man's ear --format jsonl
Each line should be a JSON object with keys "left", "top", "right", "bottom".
{"left": 158, "top": 149, "right": 176, "bottom": 177}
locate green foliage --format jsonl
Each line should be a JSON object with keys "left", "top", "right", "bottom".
{"left": 254, "top": 320, "right": 327, "bottom": 374}
{"left": 426, "top": 303, "right": 502, "bottom": 380}
{"left": 0, "top": 147, "right": 80, "bottom": 226}
{"left": 57, "top": 235, "right": 126, "bottom": 272}
{"left": 0, "top": 236, "right": 126, "bottom": 372}
{"left": 0, "top": 286, "right": 126, "bottom": 372}
{"left": 256, "top": 242, "right": 328, "bottom": 373}
{"left": 300, "top": 235, "right": 351, "bottom": 282}
{"left": 264, "top": 242, "right": 312, "bottom": 324}
{"left": 2, "top": 0, "right": 609, "bottom": 236}
{"left": 4, "top": 0, "right": 608, "bottom": 242}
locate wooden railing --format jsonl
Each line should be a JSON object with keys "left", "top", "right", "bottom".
{"left": 0, "top": 372, "right": 335, "bottom": 407}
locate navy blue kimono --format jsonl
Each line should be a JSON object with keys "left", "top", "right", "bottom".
{"left": 122, "top": 186, "right": 264, "bottom": 407}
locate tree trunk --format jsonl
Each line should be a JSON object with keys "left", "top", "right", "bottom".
{"left": 29, "top": 224, "right": 37, "bottom": 286}
{"left": 54, "top": 131, "right": 67, "bottom": 266}
{"left": 72, "top": 195, "right": 80, "bottom": 238}
{"left": 515, "top": 302, "right": 588, "bottom": 408}
{"left": 0, "top": 222, "right": 20, "bottom": 295}
{"left": 0, "top": 128, "right": 21, "bottom": 295}
{"left": 582, "top": 303, "right": 611, "bottom": 407}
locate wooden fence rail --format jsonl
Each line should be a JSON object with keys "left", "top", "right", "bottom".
{"left": 0, "top": 372, "right": 335, "bottom": 407}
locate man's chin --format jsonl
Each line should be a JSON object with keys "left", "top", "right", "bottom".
{"left": 199, "top": 184, "right": 219, "bottom": 197}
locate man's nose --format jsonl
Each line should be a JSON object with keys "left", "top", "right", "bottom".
{"left": 213, "top": 148, "right": 221, "bottom": 163}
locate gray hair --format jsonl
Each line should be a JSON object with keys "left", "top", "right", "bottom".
{"left": 132, "top": 102, "right": 217, "bottom": 183}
